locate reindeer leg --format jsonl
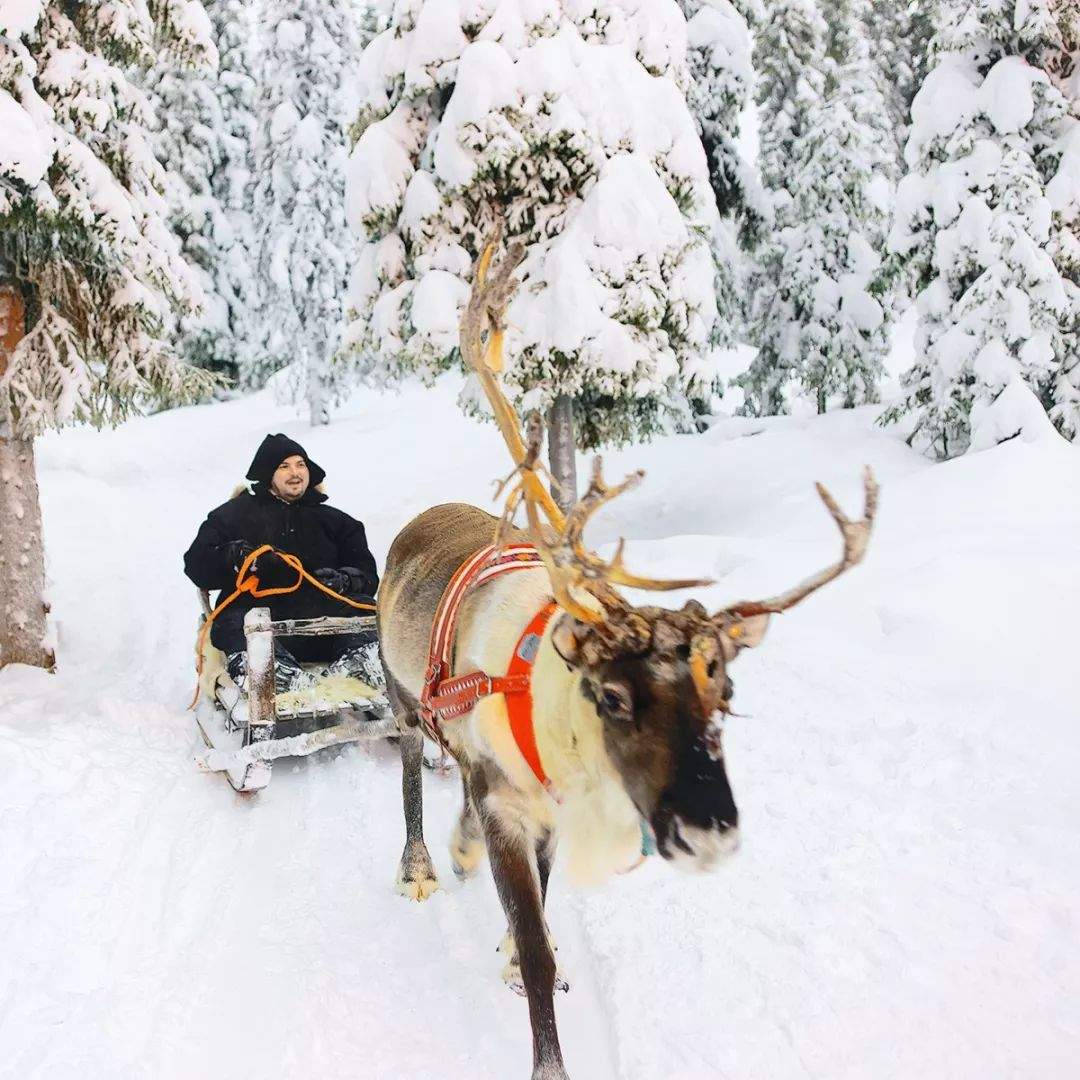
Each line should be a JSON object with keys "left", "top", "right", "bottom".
{"left": 475, "top": 777, "right": 568, "bottom": 1080}
{"left": 536, "top": 829, "right": 555, "bottom": 905}
{"left": 450, "top": 770, "right": 485, "bottom": 879}
{"left": 502, "top": 830, "right": 569, "bottom": 995}
{"left": 387, "top": 674, "right": 440, "bottom": 901}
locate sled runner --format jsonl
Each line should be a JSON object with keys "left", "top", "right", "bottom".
{"left": 193, "top": 594, "right": 397, "bottom": 793}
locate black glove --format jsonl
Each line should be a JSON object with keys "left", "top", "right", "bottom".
{"left": 314, "top": 567, "right": 349, "bottom": 594}
{"left": 226, "top": 540, "right": 257, "bottom": 573}
{"left": 256, "top": 549, "right": 298, "bottom": 586}
{"left": 315, "top": 566, "right": 373, "bottom": 599}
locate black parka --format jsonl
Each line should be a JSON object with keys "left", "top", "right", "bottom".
{"left": 183, "top": 434, "right": 379, "bottom": 622}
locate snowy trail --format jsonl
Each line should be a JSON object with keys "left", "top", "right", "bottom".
{"left": 0, "top": 672, "right": 620, "bottom": 1080}
{"left": 3, "top": 379, "right": 1079, "bottom": 1078}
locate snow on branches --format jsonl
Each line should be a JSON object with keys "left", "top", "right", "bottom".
{"left": 344, "top": 0, "right": 724, "bottom": 449}
{"left": 742, "top": 0, "right": 893, "bottom": 416}
{"left": 0, "top": 0, "right": 216, "bottom": 435}
{"left": 250, "top": 0, "right": 358, "bottom": 423}
{"left": 146, "top": 0, "right": 261, "bottom": 385}
{"left": 885, "top": 0, "right": 1080, "bottom": 457}
{"left": 679, "top": 0, "right": 765, "bottom": 349}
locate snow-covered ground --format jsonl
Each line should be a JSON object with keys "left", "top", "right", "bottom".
{"left": 2, "top": 374, "right": 1078, "bottom": 1079}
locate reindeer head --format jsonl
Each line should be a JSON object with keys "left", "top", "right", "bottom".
{"left": 461, "top": 230, "right": 878, "bottom": 871}
{"left": 535, "top": 458, "right": 875, "bottom": 869}
{"left": 549, "top": 599, "right": 762, "bottom": 868}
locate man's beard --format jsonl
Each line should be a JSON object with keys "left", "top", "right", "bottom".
{"left": 272, "top": 481, "right": 306, "bottom": 502}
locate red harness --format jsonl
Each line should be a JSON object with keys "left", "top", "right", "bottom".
{"left": 418, "top": 544, "right": 557, "bottom": 791}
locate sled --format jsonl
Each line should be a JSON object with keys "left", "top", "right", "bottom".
{"left": 193, "top": 594, "right": 397, "bottom": 793}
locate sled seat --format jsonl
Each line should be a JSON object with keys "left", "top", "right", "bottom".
{"left": 194, "top": 593, "right": 397, "bottom": 793}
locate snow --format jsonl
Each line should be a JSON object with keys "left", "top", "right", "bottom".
{"left": 0, "top": 0, "right": 43, "bottom": 36}
{"left": 0, "top": 87, "right": 52, "bottom": 185}
{"left": 887, "top": 11, "right": 1080, "bottom": 458}
{"left": 507, "top": 151, "right": 712, "bottom": 383}
{"left": 251, "top": 0, "right": 356, "bottom": 416}
{"left": 345, "top": 107, "right": 416, "bottom": 229}
{"left": 980, "top": 55, "right": 1042, "bottom": 134}
{"left": 2, "top": 375, "right": 1078, "bottom": 1078}
{"left": 1047, "top": 121, "right": 1080, "bottom": 219}
{"left": 905, "top": 60, "right": 980, "bottom": 167}
{"left": 746, "top": 0, "right": 893, "bottom": 414}
{"left": 346, "top": 2, "right": 723, "bottom": 445}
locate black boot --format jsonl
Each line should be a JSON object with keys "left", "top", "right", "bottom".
{"left": 226, "top": 647, "right": 316, "bottom": 695}
{"left": 321, "top": 640, "right": 385, "bottom": 691}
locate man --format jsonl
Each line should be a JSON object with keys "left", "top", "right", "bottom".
{"left": 184, "top": 433, "right": 381, "bottom": 694}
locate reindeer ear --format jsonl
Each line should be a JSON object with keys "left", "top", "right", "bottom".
{"left": 551, "top": 614, "right": 585, "bottom": 666}
{"left": 719, "top": 614, "right": 771, "bottom": 660}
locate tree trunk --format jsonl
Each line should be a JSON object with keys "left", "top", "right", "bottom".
{"left": 547, "top": 394, "right": 578, "bottom": 514}
{"left": 306, "top": 346, "right": 329, "bottom": 427}
{"left": 0, "top": 288, "right": 54, "bottom": 670}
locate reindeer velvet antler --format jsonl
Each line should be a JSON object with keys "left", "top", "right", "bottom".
{"left": 717, "top": 467, "right": 879, "bottom": 622}
{"left": 459, "top": 229, "right": 710, "bottom": 625}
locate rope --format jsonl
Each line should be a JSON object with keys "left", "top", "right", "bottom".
{"left": 190, "top": 544, "right": 377, "bottom": 708}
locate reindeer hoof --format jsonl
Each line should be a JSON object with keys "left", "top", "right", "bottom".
{"left": 531, "top": 1064, "right": 571, "bottom": 1080}
{"left": 449, "top": 834, "right": 484, "bottom": 880}
{"left": 501, "top": 957, "right": 571, "bottom": 996}
{"left": 502, "top": 958, "right": 527, "bottom": 997}
{"left": 500, "top": 932, "right": 571, "bottom": 995}
{"left": 395, "top": 844, "right": 441, "bottom": 901}
{"left": 397, "top": 873, "right": 441, "bottom": 901}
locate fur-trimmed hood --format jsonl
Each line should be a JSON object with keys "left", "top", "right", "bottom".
{"left": 245, "top": 433, "right": 326, "bottom": 488}
{"left": 230, "top": 481, "right": 327, "bottom": 502}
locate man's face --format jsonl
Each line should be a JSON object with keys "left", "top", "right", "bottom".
{"left": 270, "top": 455, "right": 310, "bottom": 502}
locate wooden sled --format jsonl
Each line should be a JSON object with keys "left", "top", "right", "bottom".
{"left": 194, "top": 594, "right": 397, "bottom": 793}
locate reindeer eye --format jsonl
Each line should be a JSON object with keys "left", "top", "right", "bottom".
{"left": 599, "top": 684, "right": 631, "bottom": 719}
{"left": 675, "top": 643, "right": 690, "bottom": 660}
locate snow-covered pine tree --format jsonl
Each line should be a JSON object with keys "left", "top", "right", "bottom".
{"left": 355, "top": 0, "right": 391, "bottom": 47}
{"left": 739, "top": 0, "right": 828, "bottom": 414}
{"left": 148, "top": 0, "right": 261, "bottom": 383}
{"left": 344, "top": 1, "right": 722, "bottom": 453}
{"left": 863, "top": 2, "right": 934, "bottom": 318}
{"left": 793, "top": 0, "right": 894, "bottom": 411}
{"left": 1046, "top": 0, "right": 1080, "bottom": 437}
{"left": 885, "top": 0, "right": 1080, "bottom": 458}
{"left": 864, "top": 1, "right": 933, "bottom": 171}
{"left": 679, "top": 0, "right": 766, "bottom": 350}
{"left": 251, "top": 0, "right": 358, "bottom": 424}
{"left": 1050, "top": 0, "right": 1080, "bottom": 92}
{"left": 743, "top": 0, "right": 894, "bottom": 416}
{"left": 0, "top": 0, "right": 215, "bottom": 668}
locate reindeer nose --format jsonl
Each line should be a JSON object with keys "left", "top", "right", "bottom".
{"left": 722, "top": 677, "right": 734, "bottom": 701}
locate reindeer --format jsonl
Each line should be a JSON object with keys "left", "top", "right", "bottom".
{"left": 376, "top": 235, "right": 877, "bottom": 1080}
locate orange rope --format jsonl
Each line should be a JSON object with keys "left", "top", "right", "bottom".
{"left": 190, "top": 544, "right": 377, "bottom": 708}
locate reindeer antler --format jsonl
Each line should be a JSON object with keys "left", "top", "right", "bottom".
{"left": 550, "top": 458, "right": 708, "bottom": 595}
{"left": 461, "top": 229, "right": 711, "bottom": 626}
{"left": 460, "top": 227, "right": 565, "bottom": 535}
{"left": 719, "top": 467, "right": 879, "bottom": 620}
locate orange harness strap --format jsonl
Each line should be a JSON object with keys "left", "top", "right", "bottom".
{"left": 191, "top": 544, "right": 377, "bottom": 708}
{"left": 502, "top": 601, "right": 558, "bottom": 790}
{"left": 418, "top": 545, "right": 557, "bottom": 794}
